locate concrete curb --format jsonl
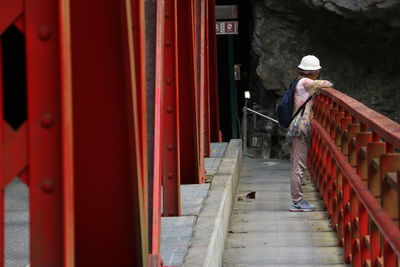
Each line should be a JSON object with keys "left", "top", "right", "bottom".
{"left": 183, "top": 139, "right": 242, "bottom": 267}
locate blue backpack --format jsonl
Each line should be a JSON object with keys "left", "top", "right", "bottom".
{"left": 277, "top": 78, "right": 312, "bottom": 128}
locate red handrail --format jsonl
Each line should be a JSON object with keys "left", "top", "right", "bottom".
{"left": 309, "top": 88, "right": 400, "bottom": 266}
{"left": 313, "top": 121, "right": 400, "bottom": 254}
{"left": 322, "top": 88, "right": 400, "bottom": 148}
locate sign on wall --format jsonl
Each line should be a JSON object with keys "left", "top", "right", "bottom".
{"left": 216, "top": 21, "right": 238, "bottom": 35}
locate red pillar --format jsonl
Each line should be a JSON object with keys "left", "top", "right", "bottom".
{"left": 25, "top": 0, "right": 64, "bottom": 264}
{"left": 177, "top": 0, "right": 201, "bottom": 184}
{"left": 162, "top": 0, "right": 181, "bottom": 216}
{"left": 1, "top": 1, "right": 75, "bottom": 265}
{"left": 68, "top": 0, "right": 148, "bottom": 265}
{"left": 203, "top": 0, "right": 211, "bottom": 157}
{"left": 151, "top": 0, "right": 165, "bottom": 264}
{"left": 131, "top": 0, "right": 149, "bottom": 229}
{"left": 207, "top": 0, "right": 221, "bottom": 142}
{"left": 193, "top": 0, "right": 207, "bottom": 183}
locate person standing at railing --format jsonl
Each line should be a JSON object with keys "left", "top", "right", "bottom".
{"left": 287, "top": 55, "right": 333, "bottom": 212}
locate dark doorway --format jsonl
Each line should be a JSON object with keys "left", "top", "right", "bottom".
{"left": 216, "top": 0, "right": 251, "bottom": 141}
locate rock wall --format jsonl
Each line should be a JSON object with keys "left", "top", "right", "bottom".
{"left": 248, "top": 0, "right": 400, "bottom": 158}
{"left": 302, "top": 0, "right": 400, "bottom": 26}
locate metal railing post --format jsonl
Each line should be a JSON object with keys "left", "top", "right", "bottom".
{"left": 242, "top": 104, "right": 248, "bottom": 154}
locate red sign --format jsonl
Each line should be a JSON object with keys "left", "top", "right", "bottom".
{"left": 216, "top": 21, "right": 238, "bottom": 35}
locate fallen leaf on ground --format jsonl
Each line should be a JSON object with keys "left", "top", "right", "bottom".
{"left": 246, "top": 191, "right": 256, "bottom": 199}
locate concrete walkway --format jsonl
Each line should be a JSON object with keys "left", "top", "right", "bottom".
{"left": 161, "top": 142, "right": 229, "bottom": 266}
{"left": 223, "top": 158, "right": 348, "bottom": 267}
{"left": 5, "top": 178, "right": 29, "bottom": 267}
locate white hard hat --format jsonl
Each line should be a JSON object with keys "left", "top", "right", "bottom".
{"left": 298, "top": 55, "right": 321, "bottom": 70}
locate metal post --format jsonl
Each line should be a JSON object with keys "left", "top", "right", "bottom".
{"left": 152, "top": 0, "right": 165, "bottom": 263}
{"left": 177, "top": 0, "right": 200, "bottom": 184}
{"left": 198, "top": 0, "right": 207, "bottom": 181}
{"left": 242, "top": 101, "right": 248, "bottom": 154}
{"left": 380, "top": 154, "right": 400, "bottom": 221}
{"left": 253, "top": 112, "right": 256, "bottom": 129}
{"left": 130, "top": 0, "right": 150, "bottom": 263}
{"left": 26, "top": 0, "right": 64, "bottom": 264}
{"left": 227, "top": 35, "right": 238, "bottom": 138}
{"left": 144, "top": 0, "right": 157, "bottom": 257}
{"left": 163, "top": 0, "right": 181, "bottom": 216}
{"left": 208, "top": 0, "right": 221, "bottom": 142}
{"left": 203, "top": 0, "right": 211, "bottom": 157}
{"left": 68, "top": 0, "right": 147, "bottom": 265}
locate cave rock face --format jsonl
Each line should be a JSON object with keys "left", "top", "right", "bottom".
{"left": 302, "top": 0, "right": 400, "bottom": 26}
{"left": 262, "top": 0, "right": 400, "bottom": 26}
{"left": 250, "top": 0, "right": 400, "bottom": 158}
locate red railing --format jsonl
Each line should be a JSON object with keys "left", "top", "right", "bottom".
{"left": 308, "top": 88, "right": 400, "bottom": 267}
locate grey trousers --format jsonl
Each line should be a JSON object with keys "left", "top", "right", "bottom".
{"left": 290, "top": 137, "right": 308, "bottom": 202}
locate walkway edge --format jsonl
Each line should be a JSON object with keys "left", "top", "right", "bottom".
{"left": 184, "top": 139, "right": 242, "bottom": 267}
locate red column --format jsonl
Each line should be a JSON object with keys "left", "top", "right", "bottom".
{"left": 203, "top": 0, "right": 211, "bottom": 157}
{"left": 207, "top": 0, "right": 221, "bottom": 142}
{"left": 194, "top": 0, "right": 206, "bottom": 183}
{"left": 68, "top": 0, "right": 147, "bottom": 265}
{"left": 130, "top": 0, "right": 150, "bottom": 262}
{"left": 177, "top": 0, "right": 201, "bottom": 184}
{"left": 151, "top": 0, "right": 165, "bottom": 264}
{"left": 162, "top": 0, "right": 181, "bottom": 216}
{"left": 25, "top": 0, "right": 64, "bottom": 264}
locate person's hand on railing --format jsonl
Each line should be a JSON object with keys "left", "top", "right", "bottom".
{"left": 307, "top": 80, "right": 333, "bottom": 96}
{"left": 313, "top": 86, "right": 332, "bottom": 96}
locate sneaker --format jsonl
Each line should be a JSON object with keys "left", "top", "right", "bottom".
{"left": 289, "top": 199, "right": 316, "bottom": 212}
